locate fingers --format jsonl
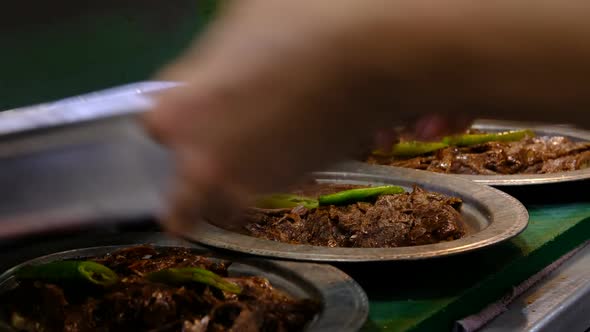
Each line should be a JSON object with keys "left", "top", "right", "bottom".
{"left": 161, "top": 150, "right": 250, "bottom": 235}
{"left": 165, "top": 179, "right": 246, "bottom": 235}
{"left": 413, "top": 114, "right": 473, "bottom": 140}
{"left": 373, "top": 113, "right": 474, "bottom": 151}
{"left": 374, "top": 128, "right": 402, "bottom": 151}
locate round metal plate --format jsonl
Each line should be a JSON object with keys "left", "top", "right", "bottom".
{"left": 360, "top": 119, "right": 590, "bottom": 186}
{"left": 186, "top": 165, "right": 529, "bottom": 262}
{"left": 0, "top": 234, "right": 368, "bottom": 332}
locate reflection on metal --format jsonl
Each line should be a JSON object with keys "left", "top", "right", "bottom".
{"left": 480, "top": 241, "right": 590, "bottom": 332}
{"left": 0, "top": 82, "right": 178, "bottom": 240}
{"left": 0, "top": 81, "right": 179, "bottom": 137}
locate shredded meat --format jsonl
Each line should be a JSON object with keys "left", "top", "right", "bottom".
{"left": 0, "top": 246, "right": 319, "bottom": 332}
{"left": 244, "top": 184, "right": 464, "bottom": 248}
{"left": 367, "top": 135, "right": 590, "bottom": 175}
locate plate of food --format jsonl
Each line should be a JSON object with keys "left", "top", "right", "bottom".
{"left": 187, "top": 165, "right": 528, "bottom": 262}
{"left": 0, "top": 241, "right": 368, "bottom": 332}
{"left": 364, "top": 119, "right": 590, "bottom": 186}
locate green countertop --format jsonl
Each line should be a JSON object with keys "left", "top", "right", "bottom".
{"left": 339, "top": 184, "right": 590, "bottom": 332}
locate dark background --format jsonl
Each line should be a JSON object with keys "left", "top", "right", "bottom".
{"left": 0, "top": 0, "right": 217, "bottom": 110}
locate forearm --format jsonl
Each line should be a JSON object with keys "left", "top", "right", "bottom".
{"left": 342, "top": 0, "right": 590, "bottom": 128}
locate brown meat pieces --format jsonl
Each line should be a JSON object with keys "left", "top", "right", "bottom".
{"left": 245, "top": 186, "right": 464, "bottom": 248}
{"left": 0, "top": 246, "right": 319, "bottom": 332}
{"left": 93, "top": 245, "right": 230, "bottom": 276}
{"left": 368, "top": 136, "right": 590, "bottom": 175}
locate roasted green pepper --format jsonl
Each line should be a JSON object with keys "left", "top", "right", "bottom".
{"left": 373, "top": 129, "right": 535, "bottom": 157}
{"left": 256, "top": 186, "right": 405, "bottom": 209}
{"left": 16, "top": 261, "right": 119, "bottom": 287}
{"left": 318, "top": 185, "right": 405, "bottom": 206}
{"left": 254, "top": 194, "right": 319, "bottom": 209}
{"left": 391, "top": 141, "right": 449, "bottom": 157}
{"left": 372, "top": 141, "right": 448, "bottom": 157}
{"left": 147, "top": 267, "right": 242, "bottom": 294}
{"left": 442, "top": 129, "right": 535, "bottom": 147}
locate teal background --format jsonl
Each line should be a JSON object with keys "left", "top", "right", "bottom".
{"left": 0, "top": 0, "right": 218, "bottom": 110}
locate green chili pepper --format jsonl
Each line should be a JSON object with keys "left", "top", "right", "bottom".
{"left": 372, "top": 141, "right": 448, "bottom": 157}
{"left": 372, "top": 129, "right": 535, "bottom": 157}
{"left": 16, "top": 261, "right": 119, "bottom": 287}
{"left": 442, "top": 129, "right": 535, "bottom": 147}
{"left": 147, "top": 267, "right": 242, "bottom": 294}
{"left": 255, "top": 186, "right": 406, "bottom": 209}
{"left": 318, "top": 185, "right": 405, "bottom": 206}
{"left": 371, "top": 148, "right": 392, "bottom": 157}
{"left": 254, "top": 194, "right": 319, "bottom": 209}
{"left": 391, "top": 141, "right": 449, "bottom": 157}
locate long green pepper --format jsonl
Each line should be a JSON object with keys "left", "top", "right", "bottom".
{"left": 255, "top": 185, "right": 406, "bottom": 209}
{"left": 442, "top": 129, "right": 535, "bottom": 146}
{"left": 318, "top": 185, "right": 405, "bottom": 206}
{"left": 254, "top": 194, "right": 319, "bottom": 209}
{"left": 16, "top": 261, "right": 119, "bottom": 287}
{"left": 147, "top": 267, "right": 242, "bottom": 294}
{"left": 373, "top": 129, "right": 535, "bottom": 157}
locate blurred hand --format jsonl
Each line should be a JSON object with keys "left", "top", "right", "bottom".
{"left": 144, "top": 0, "right": 590, "bottom": 232}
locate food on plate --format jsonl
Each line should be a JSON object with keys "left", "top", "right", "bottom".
{"left": 0, "top": 246, "right": 320, "bottom": 332}
{"left": 367, "top": 129, "right": 590, "bottom": 175}
{"left": 244, "top": 184, "right": 465, "bottom": 248}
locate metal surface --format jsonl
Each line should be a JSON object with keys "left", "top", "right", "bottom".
{"left": 0, "top": 81, "right": 178, "bottom": 137}
{"left": 0, "top": 115, "right": 172, "bottom": 240}
{"left": 480, "top": 242, "right": 590, "bottom": 332}
{"left": 357, "top": 119, "right": 590, "bottom": 187}
{"left": 186, "top": 163, "right": 529, "bottom": 262}
{"left": 0, "top": 82, "right": 178, "bottom": 240}
{"left": 0, "top": 234, "right": 368, "bottom": 332}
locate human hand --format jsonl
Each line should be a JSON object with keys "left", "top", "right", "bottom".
{"left": 145, "top": 0, "right": 590, "bottom": 233}
{"left": 144, "top": 0, "right": 403, "bottom": 232}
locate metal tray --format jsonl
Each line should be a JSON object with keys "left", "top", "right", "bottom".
{"left": 0, "top": 82, "right": 175, "bottom": 240}
{"left": 0, "top": 234, "right": 368, "bottom": 332}
{"left": 359, "top": 119, "right": 590, "bottom": 187}
{"left": 0, "top": 81, "right": 177, "bottom": 137}
{"left": 185, "top": 164, "right": 529, "bottom": 262}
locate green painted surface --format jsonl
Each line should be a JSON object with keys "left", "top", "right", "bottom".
{"left": 0, "top": 0, "right": 220, "bottom": 110}
{"left": 339, "top": 202, "right": 590, "bottom": 332}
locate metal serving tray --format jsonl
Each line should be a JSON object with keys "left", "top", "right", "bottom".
{"left": 186, "top": 163, "right": 529, "bottom": 262}
{"left": 0, "top": 81, "right": 177, "bottom": 137}
{"left": 0, "top": 83, "right": 174, "bottom": 240}
{"left": 0, "top": 234, "right": 368, "bottom": 332}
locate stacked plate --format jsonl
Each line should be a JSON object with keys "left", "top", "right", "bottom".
{"left": 0, "top": 82, "right": 587, "bottom": 331}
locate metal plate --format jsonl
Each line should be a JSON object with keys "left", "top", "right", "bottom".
{"left": 185, "top": 163, "right": 529, "bottom": 262}
{"left": 465, "top": 120, "right": 590, "bottom": 186}
{"left": 0, "top": 234, "right": 368, "bottom": 332}
{"left": 359, "top": 119, "right": 590, "bottom": 187}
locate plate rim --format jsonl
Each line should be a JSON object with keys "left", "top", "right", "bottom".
{"left": 0, "top": 240, "right": 369, "bottom": 332}
{"left": 186, "top": 165, "right": 529, "bottom": 262}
